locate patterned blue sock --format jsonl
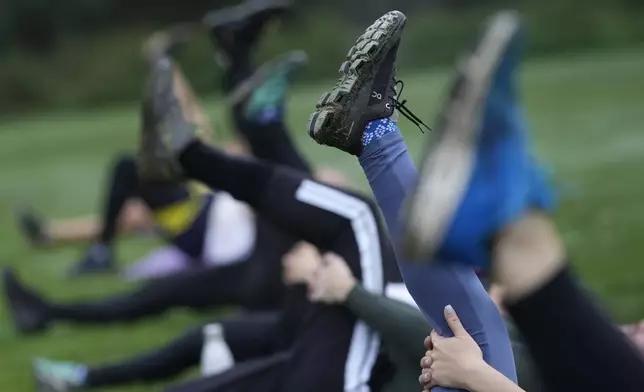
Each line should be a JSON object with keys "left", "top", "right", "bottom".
{"left": 362, "top": 118, "right": 399, "bottom": 147}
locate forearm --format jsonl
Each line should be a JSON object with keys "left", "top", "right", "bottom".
{"left": 465, "top": 363, "right": 526, "bottom": 392}
{"left": 344, "top": 285, "right": 428, "bottom": 359}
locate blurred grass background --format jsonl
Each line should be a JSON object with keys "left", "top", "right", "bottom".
{"left": 1, "top": 0, "right": 644, "bottom": 390}
{"left": 1, "top": 0, "right": 644, "bottom": 112}
{"left": 0, "top": 47, "right": 643, "bottom": 391}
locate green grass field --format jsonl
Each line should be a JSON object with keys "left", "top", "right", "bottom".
{"left": 1, "top": 49, "right": 643, "bottom": 391}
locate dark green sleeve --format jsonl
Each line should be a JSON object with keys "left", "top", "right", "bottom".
{"left": 344, "top": 285, "right": 429, "bottom": 361}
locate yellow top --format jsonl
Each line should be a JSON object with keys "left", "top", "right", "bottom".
{"left": 152, "top": 182, "right": 210, "bottom": 236}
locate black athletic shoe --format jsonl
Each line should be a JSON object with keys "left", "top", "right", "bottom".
{"left": 66, "top": 243, "right": 116, "bottom": 278}
{"left": 138, "top": 55, "right": 210, "bottom": 183}
{"left": 203, "top": 0, "right": 291, "bottom": 63}
{"left": 14, "top": 206, "right": 50, "bottom": 247}
{"left": 308, "top": 10, "right": 427, "bottom": 156}
{"left": 2, "top": 267, "right": 51, "bottom": 334}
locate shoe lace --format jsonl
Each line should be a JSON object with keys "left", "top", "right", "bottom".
{"left": 393, "top": 80, "right": 431, "bottom": 134}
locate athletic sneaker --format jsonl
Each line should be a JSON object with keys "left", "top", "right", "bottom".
{"left": 308, "top": 10, "right": 427, "bottom": 156}
{"left": 2, "top": 267, "right": 51, "bottom": 334}
{"left": 33, "top": 358, "right": 87, "bottom": 392}
{"left": 228, "top": 50, "right": 308, "bottom": 116}
{"left": 138, "top": 55, "right": 209, "bottom": 183}
{"left": 67, "top": 242, "right": 115, "bottom": 277}
{"left": 401, "top": 11, "right": 554, "bottom": 267}
{"left": 203, "top": 0, "right": 291, "bottom": 67}
{"left": 14, "top": 206, "right": 50, "bottom": 247}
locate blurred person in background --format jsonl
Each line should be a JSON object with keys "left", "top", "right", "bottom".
{"left": 417, "top": 211, "right": 644, "bottom": 391}
{"left": 33, "top": 311, "right": 282, "bottom": 391}
{"left": 14, "top": 138, "right": 258, "bottom": 281}
{"left": 13, "top": 0, "right": 296, "bottom": 279}
{"left": 1, "top": 1, "right": 641, "bottom": 392}
{"left": 28, "top": 243, "right": 549, "bottom": 392}
{"left": 32, "top": 39, "right": 409, "bottom": 389}
{"left": 126, "top": 11, "right": 542, "bottom": 392}
{"left": 120, "top": 19, "right": 409, "bottom": 391}
{"left": 402, "top": 12, "right": 644, "bottom": 391}
{"left": 300, "top": 5, "right": 644, "bottom": 391}
{"left": 29, "top": 243, "right": 416, "bottom": 392}
{"left": 15, "top": 201, "right": 154, "bottom": 249}
{"left": 308, "top": 8, "right": 644, "bottom": 392}
{"left": 2, "top": 0, "right": 344, "bottom": 334}
{"left": 308, "top": 10, "right": 520, "bottom": 391}
{"left": 13, "top": 136, "right": 249, "bottom": 251}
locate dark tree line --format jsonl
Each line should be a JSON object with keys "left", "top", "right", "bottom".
{"left": 1, "top": 0, "right": 640, "bottom": 54}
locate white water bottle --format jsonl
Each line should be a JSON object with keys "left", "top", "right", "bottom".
{"left": 201, "top": 323, "right": 235, "bottom": 376}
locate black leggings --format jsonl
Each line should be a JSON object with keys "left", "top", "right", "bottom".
{"left": 233, "top": 106, "right": 310, "bottom": 174}
{"left": 85, "top": 312, "right": 280, "bottom": 388}
{"left": 98, "top": 154, "right": 139, "bottom": 244}
{"left": 178, "top": 141, "right": 401, "bottom": 392}
{"left": 47, "top": 219, "right": 292, "bottom": 324}
{"left": 507, "top": 266, "right": 644, "bottom": 392}
{"left": 220, "top": 24, "right": 310, "bottom": 175}
{"left": 164, "top": 351, "right": 290, "bottom": 392}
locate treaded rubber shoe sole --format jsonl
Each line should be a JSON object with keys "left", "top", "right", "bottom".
{"left": 402, "top": 11, "right": 521, "bottom": 262}
{"left": 139, "top": 56, "right": 210, "bottom": 183}
{"left": 307, "top": 10, "right": 406, "bottom": 154}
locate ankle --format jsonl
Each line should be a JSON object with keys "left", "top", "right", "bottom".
{"left": 361, "top": 118, "right": 399, "bottom": 148}
{"left": 493, "top": 211, "right": 566, "bottom": 303}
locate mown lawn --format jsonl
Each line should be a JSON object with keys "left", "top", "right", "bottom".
{"left": 0, "top": 48, "right": 643, "bottom": 391}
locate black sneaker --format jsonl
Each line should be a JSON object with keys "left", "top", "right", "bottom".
{"left": 14, "top": 206, "right": 50, "bottom": 247}
{"left": 2, "top": 267, "right": 51, "bottom": 334}
{"left": 138, "top": 55, "right": 211, "bottom": 183}
{"left": 66, "top": 243, "right": 116, "bottom": 278}
{"left": 203, "top": 0, "right": 291, "bottom": 65}
{"left": 308, "top": 11, "right": 427, "bottom": 156}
